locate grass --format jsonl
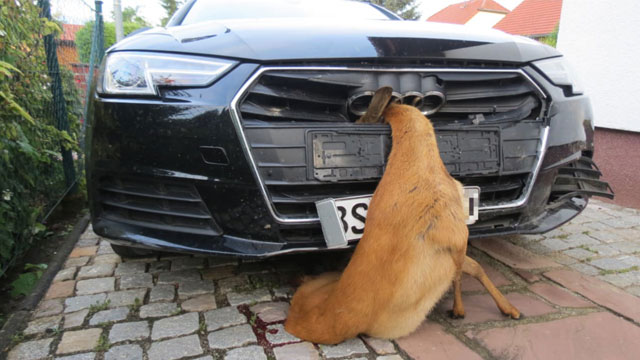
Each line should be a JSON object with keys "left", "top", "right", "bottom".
{"left": 249, "top": 313, "right": 257, "bottom": 326}
{"left": 599, "top": 266, "right": 639, "bottom": 276}
{"left": 128, "top": 297, "right": 142, "bottom": 312}
{"left": 10, "top": 332, "right": 24, "bottom": 345}
{"left": 199, "top": 319, "right": 207, "bottom": 334}
{"left": 557, "top": 234, "right": 569, "bottom": 240}
{"left": 95, "top": 333, "right": 110, "bottom": 352}
{"left": 578, "top": 245, "right": 598, "bottom": 254}
{"left": 88, "top": 300, "right": 111, "bottom": 316}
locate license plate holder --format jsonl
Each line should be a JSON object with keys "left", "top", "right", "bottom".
{"left": 316, "top": 186, "right": 480, "bottom": 248}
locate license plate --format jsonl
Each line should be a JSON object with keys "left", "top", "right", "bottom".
{"left": 316, "top": 186, "right": 480, "bottom": 248}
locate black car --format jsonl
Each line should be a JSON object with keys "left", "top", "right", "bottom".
{"left": 87, "top": 0, "right": 613, "bottom": 257}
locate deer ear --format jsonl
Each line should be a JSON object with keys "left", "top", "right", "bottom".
{"left": 356, "top": 86, "right": 393, "bottom": 124}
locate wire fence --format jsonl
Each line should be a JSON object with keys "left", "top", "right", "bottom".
{"left": 0, "top": 0, "right": 104, "bottom": 277}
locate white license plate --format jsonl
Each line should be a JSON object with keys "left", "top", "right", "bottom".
{"left": 316, "top": 186, "right": 480, "bottom": 248}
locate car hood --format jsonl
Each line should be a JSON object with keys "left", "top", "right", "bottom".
{"left": 112, "top": 18, "right": 560, "bottom": 64}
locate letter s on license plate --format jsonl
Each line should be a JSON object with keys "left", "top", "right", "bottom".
{"left": 315, "top": 186, "right": 480, "bottom": 248}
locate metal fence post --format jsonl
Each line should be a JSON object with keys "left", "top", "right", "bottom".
{"left": 38, "top": 0, "right": 77, "bottom": 193}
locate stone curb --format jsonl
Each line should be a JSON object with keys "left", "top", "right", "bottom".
{"left": 0, "top": 214, "right": 89, "bottom": 359}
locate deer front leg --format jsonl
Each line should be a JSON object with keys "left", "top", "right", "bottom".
{"left": 463, "top": 256, "right": 520, "bottom": 319}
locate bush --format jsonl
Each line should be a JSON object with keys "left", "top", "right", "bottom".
{"left": 0, "top": 0, "right": 82, "bottom": 276}
{"left": 76, "top": 21, "right": 146, "bottom": 63}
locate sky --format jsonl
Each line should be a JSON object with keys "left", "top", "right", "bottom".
{"left": 52, "top": 0, "right": 525, "bottom": 26}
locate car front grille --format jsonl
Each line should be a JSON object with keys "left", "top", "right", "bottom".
{"left": 548, "top": 155, "right": 615, "bottom": 205}
{"left": 234, "top": 67, "right": 547, "bottom": 222}
{"left": 98, "top": 177, "right": 222, "bottom": 236}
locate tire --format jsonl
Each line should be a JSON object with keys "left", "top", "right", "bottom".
{"left": 110, "top": 244, "right": 158, "bottom": 258}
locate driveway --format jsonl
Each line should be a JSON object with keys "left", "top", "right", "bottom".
{"left": 7, "top": 200, "right": 640, "bottom": 360}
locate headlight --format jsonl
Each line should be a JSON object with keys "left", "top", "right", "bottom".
{"left": 100, "top": 52, "right": 236, "bottom": 95}
{"left": 532, "top": 57, "right": 585, "bottom": 95}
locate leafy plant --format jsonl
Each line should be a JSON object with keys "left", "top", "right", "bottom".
{"left": 361, "top": 0, "right": 420, "bottom": 20}
{"left": 75, "top": 20, "right": 146, "bottom": 63}
{"left": 88, "top": 300, "right": 111, "bottom": 316}
{"left": 95, "top": 333, "right": 110, "bottom": 352}
{"left": 10, "top": 263, "right": 47, "bottom": 298}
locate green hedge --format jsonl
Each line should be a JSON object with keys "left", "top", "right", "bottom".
{"left": 0, "top": 0, "right": 82, "bottom": 276}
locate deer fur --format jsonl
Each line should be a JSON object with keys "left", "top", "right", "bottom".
{"left": 285, "top": 103, "right": 519, "bottom": 344}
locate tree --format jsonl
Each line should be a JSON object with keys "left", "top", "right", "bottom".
{"left": 540, "top": 24, "right": 559, "bottom": 48}
{"left": 363, "top": 0, "right": 420, "bottom": 20}
{"left": 120, "top": 6, "right": 149, "bottom": 27}
{"left": 76, "top": 17, "right": 147, "bottom": 63}
{"left": 160, "top": 0, "right": 185, "bottom": 26}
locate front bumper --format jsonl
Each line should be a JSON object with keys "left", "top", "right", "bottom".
{"left": 87, "top": 63, "right": 613, "bottom": 257}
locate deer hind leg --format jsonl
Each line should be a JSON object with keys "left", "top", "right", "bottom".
{"left": 451, "top": 250, "right": 466, "bottom": 319}
{"left": 463, "top": 256, "right": 521, "bottom": 319}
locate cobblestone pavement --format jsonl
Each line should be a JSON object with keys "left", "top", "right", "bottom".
{"left": 6, "top": 200, "right": 640, "bottom": 360}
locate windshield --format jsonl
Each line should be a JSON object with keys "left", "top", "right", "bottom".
{"left": 179, "top": 0, "right": 397, "bottom": 25}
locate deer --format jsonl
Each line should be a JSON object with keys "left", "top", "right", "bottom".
{"left": 284, "top": 87, "right": 520, "bottom": 344}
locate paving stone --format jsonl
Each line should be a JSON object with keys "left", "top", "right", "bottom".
{"left": 601, "top": 216, "right": 640, "bottom": 229}
{"left": 65, "top": 256, "right": 90, "bottom": 268}
{"left": 227, "top": 288, "right": 271, "bottom": 306}
{"left": 319, "top": 337, "right": 368, "bottom": 358}
{"left": 93, "top": 254, "right": 121, "bottom": 265}
{"left": 148, "top": 335, "right": 203, "bottom": 360}
{"left": 45, "top": 280, "right": 76, "bottom": 299}
{"left": 35, "top": 298, "right": 64, "bottom": 318}
{"left": 544, "top": 269, "right": 640, "bottom": 323}
{"left": 266, "top": 323, "right": 300, "bottom": 345}
{"left": 139, "top": 302, "right": 179, "bottom": 318}
{"left": 626, "top": 286, "right": 640, "bottom": 297}
{"left": 218, "top": 275, "right": 249, "bottom": 293}
{"left": 225, "top": 345, "right": 267, "bottom": 360}
{"left": 97, "top": 242, "right": 116, "bottom": 255}
{"left": 274, "top": 285, "right": 295, "bottom": 298}
{"left": 150, "top": 284, "right": 175, "bottom": 302}
{"left": 77, "top": 263, "right": 115, "bottom": 280}
{"left": 56, "top": 328, "right": 102, "bottom": 354}
{"left": 151, "top": 312, "right": 199, "bottom": 340}
{"left": 461, "top": 262, "right": 510, "bottom": 291}
{"left": 54, "top": 267, "right": 77, "bottom": 282}
{"left": 610, "top": 241, "right": 640, "bottom": 254}
{"left": 119, "top": 273, "right": 153, "bottom": 289}
{"left": 471, "top": 238, "right": 560, "bottom": 270}
{"left": 148, "top": 260, "right": 171, "bottom": 273}
{"left": 107, "top": 289, "right": 147, "bottom": 308}
{"left": 69, "top": 246, "right": 98, "bottom": 258}
{"left": 274, "top": 342, "right": 320, "bottom": 360}
{"left": 397, "top": 321, "right": 481, "bottom": 360}
{"left": 514, "top": 269, "right": 541, "bottom": 283}
{"left": 587, "top": 230, "right": 622, "bottom": 242}
{"left": 376, "top": 356, "right": 403, "bottom": 360}
{"left": 546, "top": 252, "right": 578, "bottom": 265}
{"left": 529, "top": 283, "right": 592, "bottom": 307}
{"left": 589, "top": 257, "right": 634, "bottom": 271}
{"left": 598, "top": 271, "right": 640, "bottom": 288}
{"left": 171, "top": 256, "right": 205, "bottom": 271}
{"left": 76, "top": 277, "right": 115, "bottom": 295}
{"left": 7, "top": 338, "right": 53, "bottom": 360}
{"left": 569, "top": 262, "right": 600, "bottom": 276}
{"left": 468, "top": 312, "right": 640, "bottom": 360}
{"left": 56, "top": 353, "right": 96, "bottom": 360}
{"left": 436, "top": 292, "right": 555, "bottom": 324}
{"left": 64, "top": 309, "right": 89, "bottom": 329}
{"left": 562, "top": 248, "right": 595, "bottom": 260}
{"left": 590, "top": 244, "right": 621, "bottom": 256}
{"left": 250, "top": 301, "right": 289, "bottom": 323}
{"left": 193, "top": 357, "right": 213, "bottom": 360}
{"left": 540, "top": 238, "right": 572, "bottom": 251}
{"left": 362, "top": 336, "right": 396, "bottom": 355}
{"left": 201, "top": 265, "right": 236, "bottom": 281}
{"left": 178, "top": 280, "right": 215, "bottom": 299}
{"left": 563, "top": 233, "right": 600, "bottom": 248}
{"left": 114, "top": 262, "right": 146, "bottom": 276}
{"left": 24, "top": 314, "right": 62, "bottom": 335}
{"left": 208, "top": 324, "right": 257, "bottom": 349}
{"left": 181, "top": 294, "right": 217, "bottom": 312}
{"left": 104, "top": 344, "right": 142, "bottom": 360}
{"left": 64, "top": 293, "right": 107, "bottom": 313}
{"left": 109, "top": 321, "right": 150, "bottom": 343}
{"left": 89, "top": 306, "right": 129, "bottom": 325}
{"left": 157, "top": 269, "right": 201, "bottom": 285}
{"left": 204, "top": 306, "right": 246, "bottom": 331}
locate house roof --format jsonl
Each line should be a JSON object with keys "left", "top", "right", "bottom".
{"left": 493, "top": 0, "right": 562, "bottom": 36}
{"left": 60, "top": 24, "right": 83, "bottom": 42}
{"left": 427, "top": 0, "right": 510, "bottom": 25}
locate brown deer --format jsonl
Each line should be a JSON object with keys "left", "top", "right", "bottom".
{"left": 284, "top": 88, "right": 520, "bottom": 344}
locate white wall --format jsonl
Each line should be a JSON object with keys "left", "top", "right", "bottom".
{"left": 557, "top": 0, "right": 640, "bottom": 132}
{"left": 465, "top": 11, "right": 506, "bottom": 28}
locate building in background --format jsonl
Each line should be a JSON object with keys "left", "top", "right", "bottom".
{"left": 56, "top": 23, "right": 90, "bottom": 101}
{"left": 493, "top": 0, "right": 562, "bottom": 39}
{"left": 427, "top": 0, "right": 510, "bottom": 28}
{"left": 557, "top": 0, "right": 640, "bottom": 209}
